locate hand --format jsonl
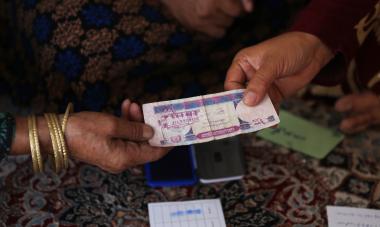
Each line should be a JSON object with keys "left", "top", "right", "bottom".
{"left": 335, "top": 92, "right": 380, "bottom": 134}
{"left": 59, "top": 101, "right": 169, "bottom": 173}
{"left": 161, "top": 0, "right": 253, "bottom": 38}
{"left": 225, "top": 32, "right": 334, "bottom": 110}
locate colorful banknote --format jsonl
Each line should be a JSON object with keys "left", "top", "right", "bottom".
{"left": 143, "top": 89, "right": 279, "bottom": 147}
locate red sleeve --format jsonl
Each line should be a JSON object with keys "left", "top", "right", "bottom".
{"left": 290, "top": 0, "right": 379, "bottom": 86}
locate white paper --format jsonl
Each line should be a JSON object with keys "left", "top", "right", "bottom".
{"left": 327, "top": 206, "right": 380, "bottom": 227}
{"left": 148, "top": 199, "right": 226, "bottom": 227}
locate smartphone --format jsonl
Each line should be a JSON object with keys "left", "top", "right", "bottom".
{"left": 145, "top": 145, "right": 198, "bottom": 187}
{"left": 193, "top": 137, "right": 245, "bottom": 184}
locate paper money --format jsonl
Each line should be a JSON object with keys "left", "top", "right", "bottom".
{"left": 143, "top": 89, "right": 279, "bottom": 147}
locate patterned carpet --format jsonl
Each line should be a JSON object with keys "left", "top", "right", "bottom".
{"left": 1, "top": 97, "right": 380, "bottom": 226}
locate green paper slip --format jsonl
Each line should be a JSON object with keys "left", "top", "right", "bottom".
{"left": 257, "top": 110, "right": 344, "bottom": 159}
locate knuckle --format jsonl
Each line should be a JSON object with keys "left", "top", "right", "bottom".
{"left": 195, "top": 4, "right": 209, "bottom": 18}
{"left": 129, "top": 123, "right": 143, "bottom": 139}
{"left": 234, "top": 50, "right": 251, "bottom": 63}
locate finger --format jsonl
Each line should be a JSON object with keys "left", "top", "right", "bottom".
{"left": 241, "top": 0, "right": 254, "bottom": 12}
{"left": 224, "top": 59, "right": 248, "bottom": 90}
{"left": 244, "top": 61, "right": 275, "bottom": 106}
{"left": 129, "top": 102, "right": 144, "bottom": 122}
{"left": 104, "top": 140, "right": 170, "bottom": 172}
{"left": 340, "top": 113, "right": 373, "bottom": 134}
{"left": 111, "top": 118, "right": 154, "bottom": 141}
{"left": 219, "top": 0, "right": 244, "bottom": 17}
{"left": 121, "top": 99, "right": 131, "bottom": 119}
{"left": 335, "top": 92, "right": 380, "bottom": 113}
{"left": 268, "top": 83, "right": 285, "bottom": 113}
{"left": 126, "top": 142, "right": 171, "bottom": 166}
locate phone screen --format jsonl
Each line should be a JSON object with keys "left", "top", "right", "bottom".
{"left": 145, "top": 146, "right": 197, "bottom": 187}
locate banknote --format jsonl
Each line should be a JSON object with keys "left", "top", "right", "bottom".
{"left": 143, "top": 89, "right": 279, "bottom": 147}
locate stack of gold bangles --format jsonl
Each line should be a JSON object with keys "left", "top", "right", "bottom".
{"left": 28, "top": 103, "right": 73, "bottom": 173}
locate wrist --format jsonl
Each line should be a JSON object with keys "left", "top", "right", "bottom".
{"left": 10, "top": 117, "right": 29, "bottom": 155}
{"left": 11, "top": 116, "right": 54, "bottom": 155}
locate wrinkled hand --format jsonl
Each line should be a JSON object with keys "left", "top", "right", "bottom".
{"left": 63, "top": 100, "right": 169, "bottom": 173}
{"left": 161, "top": 0, "right": 253, "bottom": 38}
{"left": 225, "top": 32, "right": 334, "bottom": 110}
{"left": 335, "top": 92, "right": 380, "bottom": 134}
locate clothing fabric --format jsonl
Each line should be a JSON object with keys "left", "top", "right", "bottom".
{"left": 0, "top": 0, "right": 308, "bottom": 115}
{"left": 291, "top": 0, "right": 380, "bottom": 94}
{"left": 0, "top": 112, "right": 15, "bottom": 162}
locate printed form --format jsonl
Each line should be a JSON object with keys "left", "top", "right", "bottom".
{"left": 148, "top": 199, "right": 226, "bottom": 227}
{"left": 327, "top": 206, "right": 380, "bottom": 227}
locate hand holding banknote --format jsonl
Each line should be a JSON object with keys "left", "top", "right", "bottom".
{"left": 224, "top": 32, "right": 334, "bottom": 109}
{"left": 57, "top": 100, "right": 169, "bottom": 173}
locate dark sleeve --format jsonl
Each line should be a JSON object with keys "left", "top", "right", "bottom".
{"left": 290, "top": 0, "right": 379, "bottom": 86}
{"left": 0, "top": 112, "right": 16, "bottom": 162}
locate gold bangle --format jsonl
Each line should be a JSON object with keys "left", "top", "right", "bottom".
{"left": 28, "top": 116, "right": 38, "bottom": 172}
{"left": 51, "top": 113, "right": 68, "bottom": 169}
{"left": 31, "top": 115, "right": 43, "bottom": 172}
{"left": 47, "top": 113, "right": 64, "bottom": 171}
{"left": 44, "top": 113, "right": 61, "bottom": 172}
{"left": 28, "top": 115, "right": 43, "bottom": 173}
{"left": 62, "top": 102, "right": 73, "bottom": 132}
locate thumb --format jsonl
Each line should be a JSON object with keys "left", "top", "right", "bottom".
{"left": 240, "top": 59, "right": 277, "bottom": 106}
{"left": 111, "top": 118, "right": 154, "bottom": 141}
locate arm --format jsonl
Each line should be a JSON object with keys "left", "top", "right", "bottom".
{"left": 290, "top": 0, "right": 379, "bottom": 85}
{"left": 3, "top": 100, "right": 169, "bottom": 173}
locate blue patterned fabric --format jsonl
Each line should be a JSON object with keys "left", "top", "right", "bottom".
{"left": 0, "top": 0, "right": 308, "bottom": 113}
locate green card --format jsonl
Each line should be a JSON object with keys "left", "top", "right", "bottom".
{"left": 257, "top": 110, "right": 344, "bottom": 159}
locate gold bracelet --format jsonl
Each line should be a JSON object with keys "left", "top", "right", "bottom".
{"left": 31, "top": 115, "right": 43, "bottom": 172}
{"left": 47, "top": 113, "right": 65, "bottom": 171}
{"left": 28, "top": 116, "right": 38, "bottom": 172}
{"left": 60, "top": 102, "right": 73, "bottom": 169}
{"left": 44, "top": 113, "right": 62, "bottom": 172}
{"left": 62, "top": 103, "right": 73, "bottom": 132}
{"left": 50, "top": 113, "right": 66, "bottom": 172}
{"left": 28, "top": 115, "right": 43, "bottom": 173}
{"left": 50, "top": 113, "right": 68, "bottom": 169}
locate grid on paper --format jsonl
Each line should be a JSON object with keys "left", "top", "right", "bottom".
{"left": 148, "top": 199, "right": 226, "bottom": 227}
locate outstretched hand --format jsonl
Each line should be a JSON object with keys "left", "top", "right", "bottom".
{"left": 225, "top": 32, "right": 334, "bottom": 110}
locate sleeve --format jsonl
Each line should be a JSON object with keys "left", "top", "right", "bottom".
{"left": 290, "top": 0, "right": 379, "bottom": 86}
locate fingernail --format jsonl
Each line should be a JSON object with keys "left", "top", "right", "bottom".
{"left": 335, "top": 100, "right": 352, "bottom": 112}
{"left": 143, "top": 125, "right": 154, "bottom": 139}
{"left": 244, "top": 91, "right": 257, "bottom": 106}
{"left": 243, "top": 0, "right": 253, "bottom": 12}
{"left": 122, "top": 99, "right": 131, "bottom": 108}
